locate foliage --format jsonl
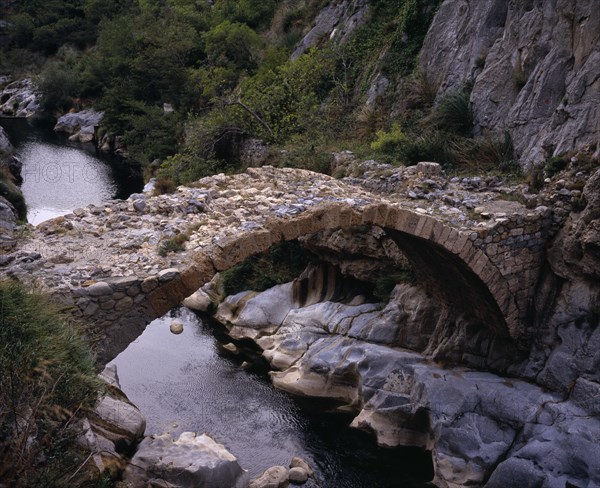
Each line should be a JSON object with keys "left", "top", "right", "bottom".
{"left": 372, "top": 267, "right": 416, "bottom": 301}
{"left": 158, "top": 233, "right": 189, "bottom": 257}
{"left": 0, "top": 281, "right": 101, "bottom": 487}
{"left": 397, "top": 130, "right": 455, "bottom": 168}
{"left": 153, "top": 177, "right": 177, "bottom": 195}
{"left": 422, "top": 89, "right": 472, "bottom": 136}
{"left": 221, "top": 241, "right": 314, "bottom": 296}
{"left": 371, "top": 123, "right": 407, "bottom": 154}
{"left": 450, "top": 131, "right": 518, "bottom": 173}
{"left": 545, "top": 155, "right": 569, "bottom": 178}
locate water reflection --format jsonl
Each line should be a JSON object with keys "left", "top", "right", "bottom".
{"left": 0, "top": 117, "right": 141, "bottom": 225}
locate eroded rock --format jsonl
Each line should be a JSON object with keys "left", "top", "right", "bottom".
{"left": 123, "top": 432, "right": 243, "bottom": 488}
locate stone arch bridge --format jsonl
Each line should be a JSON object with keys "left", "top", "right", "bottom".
{"left": 3, "top": 166, "right": 551, "bottom": 366}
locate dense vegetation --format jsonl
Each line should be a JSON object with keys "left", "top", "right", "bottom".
{"left": 2, "top": 0, "right": 521, "bottom": 185}
{"left": 0, "top": 281, "right": 104, "bottom": 487}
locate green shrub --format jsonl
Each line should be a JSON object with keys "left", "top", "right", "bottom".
{"left": 371, "top": 123, "right": 407, "bottom": 154}
{"left": 423, "top": 90, "right": 472, "bottom": 136}
{"left": 398, "top": 131, "right": 455, "bottom": 168}
{"left": 158, "top": 233, "right": 189, "bottom": 257}
{"left": 450, "top": 131, "right": 518, "bottom": 173}
{"left": 221, "top": 241, "right": 314, "bottom": 296}
{"left": 372, "top": 267, "right": 416, "bottom": 301}
{"left": 0, "top": 281, "right": 101, "bottom": 487}
{"left": 545, "top": 155, "right": 569, "bottom": 178}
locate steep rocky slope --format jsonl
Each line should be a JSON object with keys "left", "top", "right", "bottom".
{"left": 419, "top": 0, "right": 600, "bottom": 167}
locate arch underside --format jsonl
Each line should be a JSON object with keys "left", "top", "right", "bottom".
{"left": 96, "top": 204, "right": 520, "bottom": 367}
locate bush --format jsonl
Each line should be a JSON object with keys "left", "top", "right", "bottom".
{"left": 153, "top": 177, "right": 176, "bottom": 195}
{"left": 397, "top": 131, "right": 455, "bottom": 168}
{"left": 158, "top": 233, "right": 189, "bottom": 257}
{"left": 371, "top": 123, "right": 407, "bottom": 154}
{"left": 450, "top": 131, "right": 518, "bottom": 173}
{"left": 221, "top": 241, "right": 314, "bottom": 296}
{"left": 545, "top": 155, "right": 569, "bottom": 178}
{"left": 423, "top": 90, "right": 472, "bottom": 136}
{"left": 0, "top": 281, "right": 101, "bottom": 487}
{"left": 372, "top": 267, "right": 415, "bottom": 301}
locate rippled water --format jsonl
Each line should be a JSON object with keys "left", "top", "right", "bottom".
{"left": 110, "top": 307, "right": 434, "bottom": 487}
{"left": 0, "top": 118, "right": 141, "bottom": 225}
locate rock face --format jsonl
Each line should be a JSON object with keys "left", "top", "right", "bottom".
{"left": 54, "top": 109, "right": 104, "bottom": 143}
{"left": 292, "top": 0, "right": 369, "bottom": 59}
{"left": 122, "top": 431, "right": 244, "bottom": 488}
{"left": 210, "top": 273, "right": 600, "bottom": 488}
{"left": 0, "top": 125, "right": 22, "bottom": 184}
{"left": 0, "top": 79, "right": 40, "bottom": 117}
{"left": 419, "top": 0, "right": 600, "bottom": 167}
{"left": 515, "top": 168, "right": 600, "bottom": 395}
{"left": 80, "top": 365, "right": 146, "bottom": 476}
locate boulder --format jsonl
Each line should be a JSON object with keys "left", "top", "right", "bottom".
{"left": 81, "top": 365, "right": 146, "bottom": 475}
{"left": 248, "top": 465, "right": 289, "bottom": 488}
{"left": 54, "top": 109, "right": 104, "bottom": 141}
{"left": 122, "top": 432, "right": 244, "bottom": 488}
{"left": 288, "top": 467, "right": 309, "bottom": 484}
{"left": 0, "top": 79, "right": 40, "bottom": 117}
{"left": 170, "top": 320, "right": 184, "bottom": 334}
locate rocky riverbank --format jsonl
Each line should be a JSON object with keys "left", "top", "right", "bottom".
{"left": 178, "top": 166, "right": 600, "bottom": 488}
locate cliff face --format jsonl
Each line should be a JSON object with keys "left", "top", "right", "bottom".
{"left": 419, "top": 0, "right": 600, "bottom": 168}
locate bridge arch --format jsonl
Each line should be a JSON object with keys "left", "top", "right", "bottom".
{"left": 106, "top": 202, "right": 520, "bottom": 368}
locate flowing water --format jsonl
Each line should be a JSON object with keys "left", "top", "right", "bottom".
{"left": 0, "top": 117, "right": 141, "bottom": 224}
{"left": 110, "top": 307, "right": 434, "bottom": 487}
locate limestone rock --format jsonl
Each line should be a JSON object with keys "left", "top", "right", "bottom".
{"left": 123, "top": 432, "right": 243, "bottom": 488}
{"left": 82, "top": 365, "right": 146, "bottom": 475}
{"left": 292, "top": 0, "right": 368, "bottom": 59}
{"left": 419, "top": 0, "right": 600, "bottom": 167}
{"left": 288, "top": 466, "right": 308, "bottom": 484}
{"left": 290, "top": 458, "right": 313, "bottom": 477}
{"left": 182, "top": 288, "right": 213, "bottom": 312}
{"left": 248, "top": 465, "right": 289, "bottom": 488}
{"left": 0, "top": 79, "right": 40, "bottom": 117}
{"left": 54, "top": 109, "right": 104, "bottom": 142}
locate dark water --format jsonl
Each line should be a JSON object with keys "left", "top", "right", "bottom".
{"left": 0, "top": 117, "right": 142, "bottom": 224}
{"left": 110, "top": 307, "right": 434, "bottom": 487}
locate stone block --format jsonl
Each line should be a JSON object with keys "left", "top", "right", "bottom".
{"left": 87, "top": 282, "right": 112, "bottom": 297}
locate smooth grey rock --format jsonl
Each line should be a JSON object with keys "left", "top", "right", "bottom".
{"left": 54, "top": 109, "right": 103, "bottom": 136}
{"left": 123, "top": 432, "right": 243, "bottom": 488}
{"left": 485, "top": 457, "right": 544, "bottom": 488}
{"left": 158, "top": 268, "right": 179, "bottom": 282}
{"left": 248, "top": 465, "right": 289, "bottom": 488}
{"left": 86, "top": 281, "right": 113, "bottom": 296}
{"left": 288, "top": 466, "right": 309, "bottom": 484}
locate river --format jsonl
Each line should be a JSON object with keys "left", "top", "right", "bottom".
{"left": 0, "top": 117, "right": 141, "bottom": 224}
